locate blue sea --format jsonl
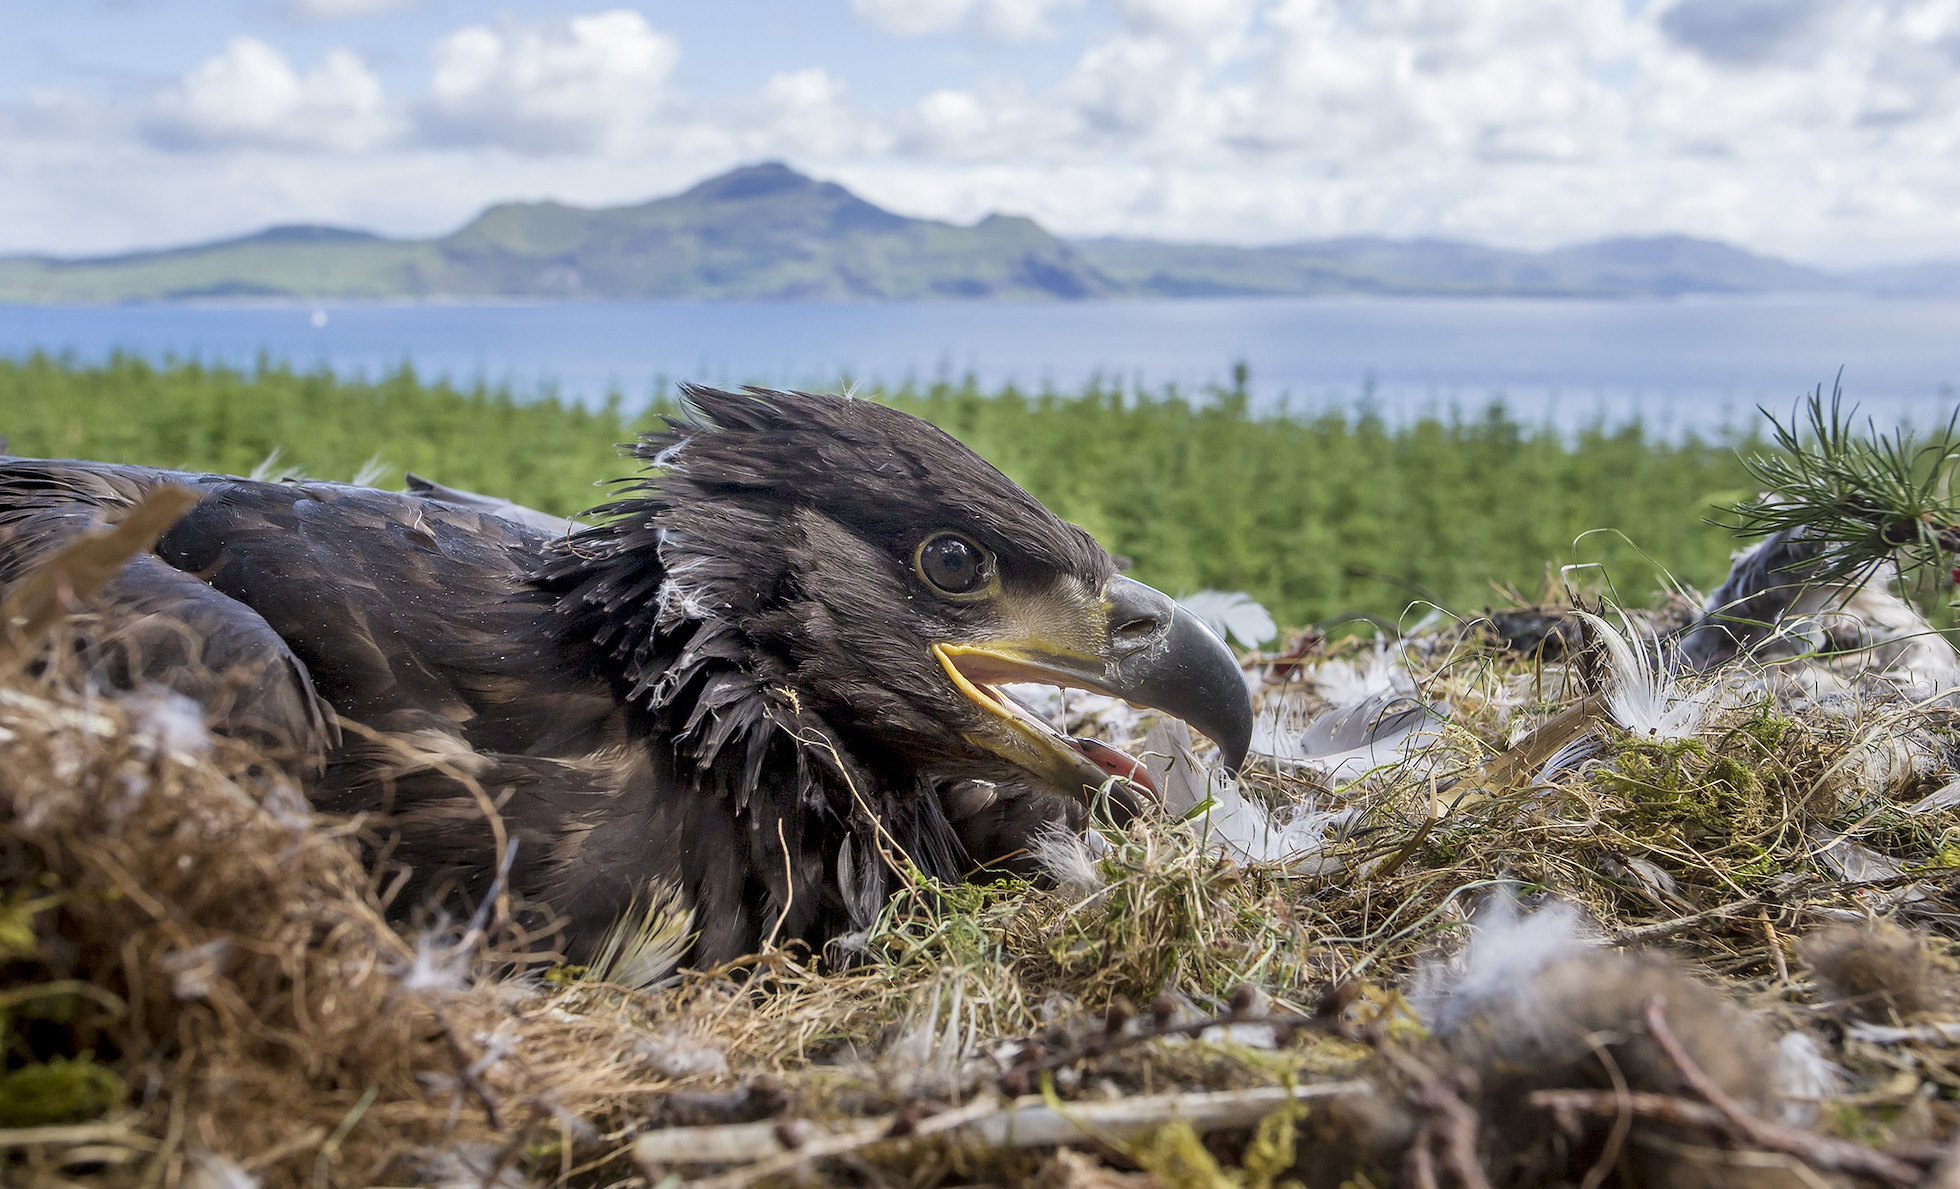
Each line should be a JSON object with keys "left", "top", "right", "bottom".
{"left": 2, "top": 295, "right": 1955, "bottom": 436}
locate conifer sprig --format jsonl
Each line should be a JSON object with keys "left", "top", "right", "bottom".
{"left": 1724, "top": 384, "right": 1960, "bottom": 584}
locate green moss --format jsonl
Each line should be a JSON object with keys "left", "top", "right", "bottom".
{"left": 1240, "top": 1101, "right": 1306, "bottom": 1189}
{"left": 0, "top": 890, "right": 58, "bottom": 963}
{"left": 0, "top": 1056, "right": 124, "bottom": 1126}
{"left": 1599, "top": 733, "right": 1772, "bottom": 840}
{"left": 1124, "top": 1105, "right": 1306, "bottom": 1189}
{"left": 1703, "top": 753, "right": 1772, "bottom": 837}
{"left": 1730, "top": 846, "right": 1786, "bottom": 888}
{"left": 1738, "top": 709, "right": 1795, "bottom": 751}
{"left": 1601, "top": 737, "right": 1716, "bottom": 832}
{"left": 1131, "top": 1122, "right": 1233, "bottom": 1188}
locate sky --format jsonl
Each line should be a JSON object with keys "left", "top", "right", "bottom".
{"left": 3, "top": 0, "right": 1958, "bottom": 266}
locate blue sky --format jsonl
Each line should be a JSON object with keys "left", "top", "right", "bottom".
{"left": 4, "top": 1, "right": 1958, "bottom": 265}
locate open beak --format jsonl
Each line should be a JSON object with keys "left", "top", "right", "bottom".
{"left": 933, "top": 576, "right": 1253, "bottom": 808}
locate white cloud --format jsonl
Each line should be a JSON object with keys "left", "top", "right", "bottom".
{"left": 851, "top": 0, "right": 1081, "bottom": 40}
{"left": 146, "top": 37, "right": 393, "bottom": 152}
{"left": 856, "top": 0, "right": 1960, "bottom": 263}
{"left": 695, "top": 69, "right": 885, "bottom": 159}
{"left": 853, "top": 0, "right": 972, "bottom": 37}
{"left": 284, "top": 0, "right": 427, "bottom": 21}
{"left": 8, "top": 0, "right": 1960, "bottom": 265}
{"left": 1114, "top": 0, "right": 1261, "bottom": 39}
{"left": 422, "top": 10, "right": 680, "bottom": 153}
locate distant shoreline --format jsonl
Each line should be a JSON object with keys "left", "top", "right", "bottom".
{"left": 1, "top": 289, "right": 1944, "bottom": 312}
{"left": 4, "top": 163, "right": 1950, "bottom": 306}
{"left": 5, "top": 296, "right": 1951, "bottom": 446}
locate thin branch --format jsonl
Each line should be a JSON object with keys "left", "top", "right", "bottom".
{"left": 631, "top": 1082, "right": 1372, "bottom": 1184}
{"left": 1721, "top": 385, "right": 1960, "bottom": 586}
{"left": 1641, "top": 996, "right": 1919, "bottom": 1187}
{"left": 1386, "top": 1049, "right": 1494, "bottom": 1189}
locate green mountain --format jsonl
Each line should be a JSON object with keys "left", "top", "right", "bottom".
{"left": 0, "top": 162, "right": 1902, "bottom": 303}
{"left": 1073, "top": 233, "right": 1836, "bottom": 297}
{"left": 0, "top": 163, "right": 1112, "bottom": 303}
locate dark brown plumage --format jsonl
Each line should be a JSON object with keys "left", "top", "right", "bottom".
{"left": 0, "top": 387, "right": 1251, "bottom": 973}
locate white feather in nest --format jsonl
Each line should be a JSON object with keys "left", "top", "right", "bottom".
{"left": 1142, "top": 718, "right": 1352, "bottom": 871}
{"left": 1908, "top": 778, "right": 1960, "bottom": 815}
{"left": 1177, "top": 590, "right": 1278, "bottom": 650}
{"left": 185, "top": 1150, "right": 260, "bottom": 1189}
{"left": 1409, "top": 891, "right": 1597, "bottom": 1037}
{"left": 1030, "top": 823, "right": 1113, "bottom": 891}
{"left": 1249, "top": 686, "right": 1451, "bottom": 788}
{"left": 880, "top": 975, "right": 982, "bottom": 1096}
{"left": 1774, "top": 1031, "right": 1845, "bottom": 1126}
{"left": 1294, "top": 691, "right": 1451, "bottom": 785}
{"left": 1409, "top": 892, "right": 1841, "bottom": 1138}
{"left": 1574, "top": 610, "right": 1725, "bottom": 741}
{"left": 1796, "top": 573, "right": 1960, "bottom": 700}
{"left": 1305, "top": 641, "right": 1416, "bottom": 709}
{"left": 406, "top": 1144, "right": 537, "bottom": 1189}
{"left": 1806, "top": 824, "right": 1907, "bottom": 885}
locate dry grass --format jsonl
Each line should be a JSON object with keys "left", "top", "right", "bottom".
{"left": 5, "top": 580, "right": 1960, "bottom": 1186}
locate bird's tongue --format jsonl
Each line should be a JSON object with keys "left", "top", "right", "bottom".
{"left": 1068, "top": 736, "right": 1158, "bottom": 797}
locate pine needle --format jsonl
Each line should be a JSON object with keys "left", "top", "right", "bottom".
{"left": 1721, "top": 383, "right": 1960, "bottom": 585}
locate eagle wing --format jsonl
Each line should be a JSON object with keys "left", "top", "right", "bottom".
{"left": 0, "top": 458, "right": 687, "bottom": 956}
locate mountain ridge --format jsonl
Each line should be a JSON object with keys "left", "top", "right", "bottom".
{"left": 0, "top": 162, "right": 1947, "bottom": 303}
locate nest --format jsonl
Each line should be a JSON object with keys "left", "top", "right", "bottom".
{"left": 6, "top": 567, "right": 1960, "bottom": 1186}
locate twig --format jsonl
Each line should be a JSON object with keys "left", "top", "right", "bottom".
{"left": 1533, "top": 1088, "right": 1744, "bottom": 1133}
{"left": 1409, "top": 1134, "right": 1441, "bottom": 1189}
{"left": 1532, "top": 1088, "right": 1948, "bottom": 1181}
{"left": 313, "top": 1085, "right": 380, "bottom": 1189}
{"left": 0, "top": 1120, "right": 156, "bottom": 1150}
{"left": 481, "top": 1105, "right": 545, "bottom": 1189}
{"left": 1612, "top": 892, "right": 1779, "bottom": 943}
{"left": 433, "top": 1014, "right": 504, "bottom": 1131}
{"left": 1005, "top": 1002, "right": 1325, "bottom": 1085}
{"left": 1386, "top": 1050, "right": 1493, "bottom": 1189}
{"left": 1761, "top": 910, "right": 1790, "bottom": 986}
{"left": 1642, "top": 996, "right": 1918, "bottom": 1186}
{"left": 631, "top": 1082, "right": 1371, "bottom": 1184}
{"left": 0, "top": 979, "right": 128, "bottom": 1016}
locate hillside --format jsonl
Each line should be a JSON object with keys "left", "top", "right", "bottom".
{"left": 0, "top": 162, "right": 1938, "bottom": 303}
{"left": 0, "top": 164, "right": 1113, "bottom": 304}
{"left": 1073, "top": 232, "right": 1836, "bottom": 297}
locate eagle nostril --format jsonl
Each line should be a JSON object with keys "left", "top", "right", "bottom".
{"left": 1104, "top": 576, "right": 1178, "bottom": 650}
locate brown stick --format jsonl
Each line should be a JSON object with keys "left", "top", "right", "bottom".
{"left": 1532, "top": 1088, "right": 1746, "bottom": 1133}
{"left": 633, "top": 1082, "right": 1373, "bottom": 1186}
{"left": 1640, "top": 996, "right": 1919, "bottom": 1187}
{"left": 432, "top": 1014, "right": 503, "bottom": 1131}
{"left": 1007, "top": 1006, "right": 1325, "bottom": 1085}
{"left": 1386, "top": 1049, "right": 1493, "bottom": 1189}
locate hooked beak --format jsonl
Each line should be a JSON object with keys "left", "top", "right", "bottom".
{"left": 933, "top": 575, "right": 1254, "bottom": 808}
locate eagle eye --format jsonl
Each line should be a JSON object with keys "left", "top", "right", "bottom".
{"left": 914, "top": 533, "right": 994, "bottom": 597}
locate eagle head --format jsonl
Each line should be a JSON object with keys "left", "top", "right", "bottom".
{"left": 561, "top": 386, "right": 1251, "bottom": 823}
